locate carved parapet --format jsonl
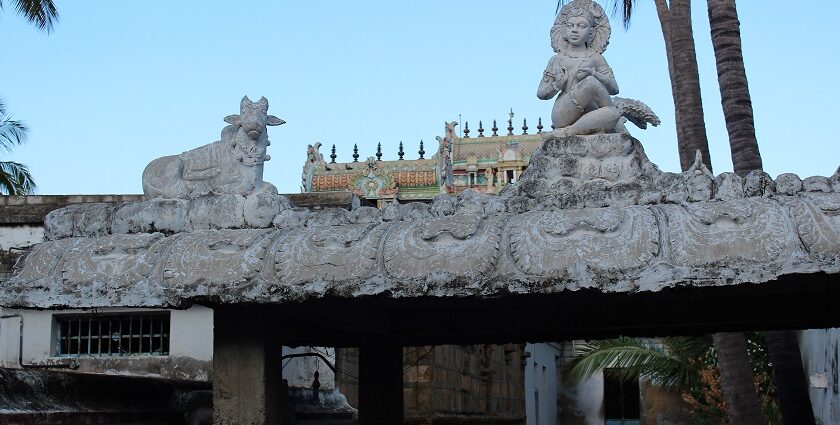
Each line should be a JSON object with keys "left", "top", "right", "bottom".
{"left": 44, "top": 185, "right": 292, "bottom": 240}
{"left": 4, "top": 190, "right": 839, "bottom": 308}
{"left": 3, "top": 134, "right": 839, "bottom": 309}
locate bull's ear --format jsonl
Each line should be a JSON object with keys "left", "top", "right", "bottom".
{"left": 224, "top": 114, "right": 241, "bottom": 125}
{"left": 267, "top": 115, "right": 286, "bottom": 126}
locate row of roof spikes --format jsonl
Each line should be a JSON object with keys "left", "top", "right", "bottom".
{"left": 326, "top": 117, "right": 544, "bottom": 163}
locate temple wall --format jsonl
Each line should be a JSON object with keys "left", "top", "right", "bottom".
{"left": 799, "top": 328, "right": 840, "bottom": 424}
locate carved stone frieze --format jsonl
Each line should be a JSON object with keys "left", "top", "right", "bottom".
{"left": 61, "top": 233, "right": 167, "bottom": 293}
{"left": 509, "top": 206, "right": 658, "bottom": 277}
{"left": 787, "top": 193, "right": 840, "bottom": 261}
{"left": 11, "top": 238, "right": 84, "bottom": 286}
{"left": 162, "top": 229, "right": 276, "bottom": 294}
{"left": 664, "top": 198, "right": 792, "bottom": 267}
{"left": 383, "top": 214, "right": 504, "bottom": 281}
{"left": 273, "top": 224, "right": 386, "bottom": 285}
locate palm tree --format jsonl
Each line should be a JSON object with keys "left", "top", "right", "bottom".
{"left": 565, "top": 336, "right": 711, "bottom": 390}
{"left": 712, "top": 332, "right": 765, "bottom": 425}
{"left": 615, "top": 0, "right": 713, "bottom": 172}
{"left": 0, "top": 0, "right": 59, "bottom": 32}
{"left": 764, "top": 330, "right": 816, "bottom": 425}
{"left": 0, "top": 99, "right": 36, "bottom": 195}
{"left": 706, "top": 0, "right": 761, "bottom": 176}
{"left": 706, "top": 2, "right": 814, "bottom": 423}
{"left": 0, "top": 0, "right": 59, "bottom": 195}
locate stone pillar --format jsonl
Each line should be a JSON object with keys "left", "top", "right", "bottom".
{"left": 358, "top": 340, "right": 404, "bottom": 424}
{"left": 213, "top": 306, "right": 285, "bottom": 425}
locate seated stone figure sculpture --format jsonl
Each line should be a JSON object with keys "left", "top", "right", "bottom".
{"left": 142, "top": 96, "right": 285, "bottom": 199}
{"left": 538, "top": 0, "right": 659, "bottom": 136}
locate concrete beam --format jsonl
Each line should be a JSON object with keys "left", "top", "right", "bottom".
{"left": 212, "top": 307, "right": 285, "bottom": 425}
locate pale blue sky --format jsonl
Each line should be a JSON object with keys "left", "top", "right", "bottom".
{"left": 1, "top": 1, "right": 837, "bottom": 195}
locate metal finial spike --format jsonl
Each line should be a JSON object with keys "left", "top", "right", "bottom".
{"left": 537, "top": 118, "right": 544, "bottom": 133}
{"left": 398, "top": 141, "right": 404, "bottom": 160}
{"left": 478, "top": 120, "right": 484, "bottom": 137}
{"left": 330, "top": 144, "right": 337, "bottom": 163}
{"left": 507, "top": 112, "right": 514, "bottom": 136}
{"left": 492, "top": 120, "right": 498, "bottom": 137}
{"left": 418, "top": 140, "right": 425, "bottom": 159}
{"left": 522, "top": 118, "right": 528, "bottom": 135}
{"left": 463, "top": 121, "right": 470, "bottom": 138}
{"left": 352, "top": 144, "right": 359, "bottom": 162}
{"left": 376, "top": 142, "right": 382, "bottom": 161}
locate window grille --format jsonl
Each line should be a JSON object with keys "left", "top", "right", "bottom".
{"left": 56, "top": 313, "right": 170, "bottom": 356}
{"left": 604, "top": 369, "right": 641, "bottom": 424}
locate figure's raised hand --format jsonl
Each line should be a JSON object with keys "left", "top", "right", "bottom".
{"left": 575, "top": 68, "right": 595, "bottom": 81}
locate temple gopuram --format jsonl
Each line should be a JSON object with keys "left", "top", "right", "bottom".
{"left": 302, "top": 113, "right": 545, "bottom": 206}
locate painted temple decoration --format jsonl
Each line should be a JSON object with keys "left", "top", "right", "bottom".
{"left": 301, "top": 112, "right": 543, "bottom": 206}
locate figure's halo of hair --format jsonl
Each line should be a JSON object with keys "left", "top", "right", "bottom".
{"left": 550, "top": 0, "right": 611, "bottom": 54}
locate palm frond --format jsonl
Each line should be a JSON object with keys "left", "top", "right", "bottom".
{"left": 0, "top": 160, "right": 36, "bottom": 195}
{"left": 0, "top": 116, "right": 28, "bottom": 153}
{"left": 2, "top": 0, "right": 59, "bottom": 33}
{"left": 565, "top": 336, "right": 708, "bottom": 391}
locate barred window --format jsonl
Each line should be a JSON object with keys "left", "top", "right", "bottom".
{"left": 604, "top": 369, "right": 641, "bottom": 425}
{"left": 56, "top": 313, "right": 170, "bottom": 356}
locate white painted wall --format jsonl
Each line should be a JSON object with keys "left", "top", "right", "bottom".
{"left": 799, "top": 328, "right": 840, "bottom": 424}
{"left": 170, "top": 306, "right": 213, "bottom": 361}
{"left": 524, "top": 342, "right": 561, "bottom": 425}
{"left": 554, "top": 341, "right": 605, "bottom": 425}
{"left": 0, "top": 306, "right": 213, "bottom": 380}
{"left": 0, "top": 225, "right": 45, "bottom": 250}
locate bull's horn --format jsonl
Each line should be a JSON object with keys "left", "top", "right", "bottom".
{"left": 241, "top": 95, "right": 252, "bottom": 106}
{"left": 257, "top": 96, "right": 268, "bottom": 108}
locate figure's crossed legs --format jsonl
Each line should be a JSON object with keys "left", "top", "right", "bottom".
{"left": 551, "top": 76, "right": 622, "bottom": 136}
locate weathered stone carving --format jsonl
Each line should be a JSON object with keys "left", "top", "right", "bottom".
{"left": 44, "top": 203, "right": 115, "bottom": 240}
{"left": 787, "top": 193, "right": 840, "bottom": 261}
{"left": 664, "top": 199, "right": 793, "bottom": 267}
{"left": 61, "top": 233, "right": 166, "bottom": 295}
{"left": 162, "top": 229, "right": 275, "bottom": 296}
{"left": 383, "top": 214, "right": 504, "bottom": 282}
{"left": 11, "top": 238, "right": 82, "bottom": 287}
{"left": 510, "top": 207, "right": 658, "bottom": 277}
{"left": 273, "top": 224, "right": 386, "bottom": 286}
{"left": 537, "top": 0, "right": 659, "bottom": 136}
{"left": 507, "top": 133, "right": 659, "bottom": 211}
{"left": 142, "top": 96, "right": 285, "bottom": 199}
{"left": 4, "top": 96, "right": 840, "bottom": 310}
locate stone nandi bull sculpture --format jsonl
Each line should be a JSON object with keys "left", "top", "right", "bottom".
{"left": 142, "top": 96, "right": 285, "bottom": 199}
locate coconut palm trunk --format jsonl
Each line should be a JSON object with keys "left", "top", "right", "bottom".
{"left": 615, "top": 0, "right": 712, "bottom": 172}
{"left": 707, "top": 1, "right": 815, "bottom": 422}
{"left": 764, "top": 330, "right": 816, "bottom": 424}
{"left": 706, "top": 0, "right": 761, "bottom": 176}
{"left": 712, "top": 332, "right": 766, "bottom": 425}
{"left": 657, "top": 0, "right": 713, "bottom": 172}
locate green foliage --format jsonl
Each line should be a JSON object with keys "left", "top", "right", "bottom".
{"left": 565, "top": 335, "right": 712, "bottom": 390}
{"left": 0, "top": 0, "right": 59, "bottom": 33}
{"left": 0, "top": 98, "right": 36, "bottom": 195}
{"left": 566, "top": 334, "right": 783, "bottom": 425}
